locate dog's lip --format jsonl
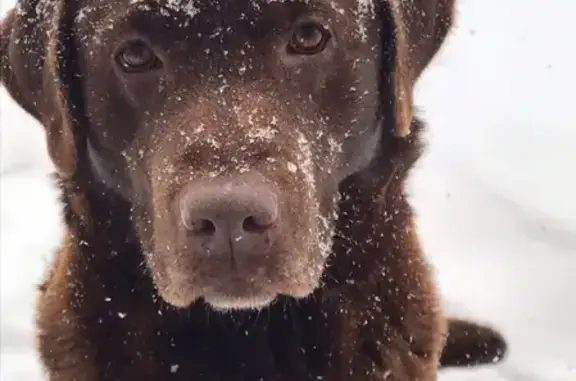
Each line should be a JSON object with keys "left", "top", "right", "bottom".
{"left": 202, "top": 288, "right": 278, "bottom": 311}
{"left": 203, "top": 294, "right": 278, "bottom": 311}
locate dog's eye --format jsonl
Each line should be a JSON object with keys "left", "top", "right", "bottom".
{"left": 116, "top": 41, "right": 160, "bottom": 73}
{"left": 288, "top": 22, "right": 331, "bottom": 55}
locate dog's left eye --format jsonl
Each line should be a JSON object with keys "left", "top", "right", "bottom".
{"left": 288, "top": 21, "right": 331, "bottom": 55}
{"left": 116, "top": 41, "right": 161, "bottom": 73}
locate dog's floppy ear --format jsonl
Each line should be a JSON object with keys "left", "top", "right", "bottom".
{"left": 381, "top": 1, "right": 414, "bottom": 138}
{"left": 381, "top": 0, "right": 456, "bottom": 137}
{"left": 1, "top": 1, "right": 83, "bottom": 178}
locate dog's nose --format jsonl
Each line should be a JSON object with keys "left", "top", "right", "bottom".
{"left": 179, "top": 178, "right": 279, "bottom": 258}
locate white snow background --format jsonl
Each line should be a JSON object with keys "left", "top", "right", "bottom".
{"left": 1, "top": 0, "right": 575, "bottom": 380}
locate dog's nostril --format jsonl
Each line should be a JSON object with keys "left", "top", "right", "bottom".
{"left": 179, "top": 176, "right": 279, "bottom": 257}
{"left": 242, "top": 215, "right": 270, "bottom": 233}
{"left": 188, "top": 218, "right": 216, "bottom": 235}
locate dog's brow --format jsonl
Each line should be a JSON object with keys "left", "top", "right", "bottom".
{"left": 89, "top": 0, "right": 201, "bottom": 39}
{"left": 89, "top": 0, "right": 361, "bottom": 42}
{"left": 130, "top": 0, "right": 201, "bottom": 18}
{"left": 123, "top": 0, "right": 342, "bottom": 18}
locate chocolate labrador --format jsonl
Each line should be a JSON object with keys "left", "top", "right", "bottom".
{"left": 0, "top": 0, "right": 507, "bottom": 380}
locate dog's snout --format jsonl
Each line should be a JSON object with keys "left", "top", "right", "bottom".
{"left": 180, "top": 179, "right": 279, "bottom": 258}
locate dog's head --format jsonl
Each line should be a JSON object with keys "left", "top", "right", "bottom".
{"left": 1, "top": 0, "right": 453, "bottom": 311}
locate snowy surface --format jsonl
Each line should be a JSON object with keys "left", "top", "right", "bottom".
{"left": 1, "top": 0, "right": 575, "bottom": 380}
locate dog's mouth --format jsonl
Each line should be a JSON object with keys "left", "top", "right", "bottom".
{"left": 204, "top": 295, "right": 278, "bottom": 312}
{"left": 147, "top": 187, "right": 336, "bottom": 310}
{"left": 147, "top": 186, "right": 338, "bottom": 311}
{"left": 201, "top": 280, "right": 280, "bottom": 311}
{"left": 154, "top": 250, "right": 326, "bottom": 310}
{"left": 143, "top": 133, "right": 339, "bottom": 311}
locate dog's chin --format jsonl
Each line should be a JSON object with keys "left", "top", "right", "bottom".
{"left": 160, "top": 290, "right": 278, "bottom": 311}
{"left": 203, "top": 294, "right": 278, "bottom": 312}
{"left": 154, "top": 251, "right": 326, "bottom": 311}
{"left": 204, "top": 286, "right": 319, "bottom": 312}
{"left": 159, "top": 281, "right": 319, "bottom": 312}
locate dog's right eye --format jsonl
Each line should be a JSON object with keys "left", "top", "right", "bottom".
{"left": 116, "top": 41, "right": 161, "bottom": 73}
{"left": 287, "top": 21, "right": 331, "bottom": 55}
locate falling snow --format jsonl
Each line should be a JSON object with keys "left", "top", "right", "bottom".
{"left": 1, "top": 0, "right": 576, "bottom": 381}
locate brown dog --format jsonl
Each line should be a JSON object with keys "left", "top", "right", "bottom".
{"left": 1, "top": 0, "right": 506, "bottom": 380}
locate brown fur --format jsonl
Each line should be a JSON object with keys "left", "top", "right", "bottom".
{"left": 440, "top": 317, "right": 507, "bottom": 368}
{"left": 1, "top": 1, "right": 506, "bottom": 380}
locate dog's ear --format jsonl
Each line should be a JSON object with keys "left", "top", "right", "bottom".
{"left": 1, "top": 1, "right": 83, "bottom": 178}
{"left": 382, "top": 0, "right": 456, "bottom": 137}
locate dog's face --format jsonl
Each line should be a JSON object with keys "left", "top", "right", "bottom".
{"left": 2, "top": 0, "right": 440, "bottom": 311}
{"left": 79, "top": 0, "right": 391, "bottom": 310}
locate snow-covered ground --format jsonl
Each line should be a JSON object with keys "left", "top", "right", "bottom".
{"left": 1, "top": 0, "right": 575, "bottom": 379}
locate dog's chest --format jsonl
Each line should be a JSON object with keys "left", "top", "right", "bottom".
{"left": 96, "top": 323, "right": 356, "bottom": 381}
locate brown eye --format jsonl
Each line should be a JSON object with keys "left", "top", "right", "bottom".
{"left": 288, "top": 22, "right": 331, "bottom": 55}
{"left": 116, "top": 41, "right": 160, "bottom": 73}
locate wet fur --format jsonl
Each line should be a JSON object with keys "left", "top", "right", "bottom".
{"left": 1, "top": 0, "right": 506, "bottom": 380}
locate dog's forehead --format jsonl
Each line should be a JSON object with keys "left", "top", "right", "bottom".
{"left": 122, "top": 0, "right": 371, "bottom": 12}
{"left": 75, "top": 0, "right": 386, "bottom": 49}
{"left": 78, "top": 0, "right": 378, "bottom": 22}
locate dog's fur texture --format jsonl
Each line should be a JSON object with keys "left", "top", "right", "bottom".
{"left": 1, "top": 0, "right": 507, "bottom": 380}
